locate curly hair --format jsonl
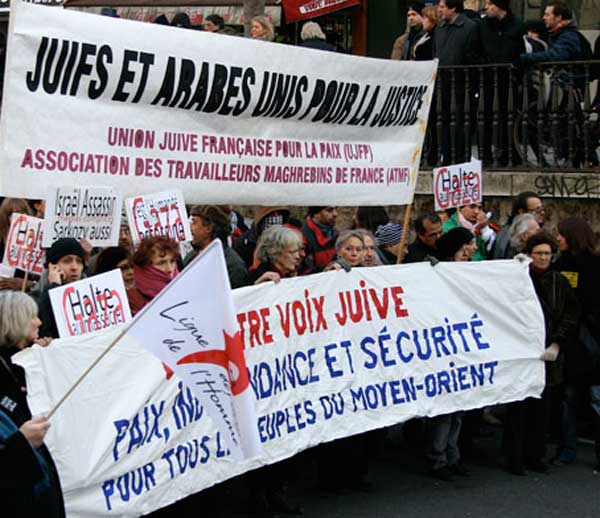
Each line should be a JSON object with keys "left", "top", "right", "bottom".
{"left": 133, "top": 236, "right": 179, "bottom": 267}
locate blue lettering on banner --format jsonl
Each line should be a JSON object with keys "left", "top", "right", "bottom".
{"left": 257, "top": 400, "right": 317, "bottom": 442}
{"left": 102, "top": 462, "right": 157, "bottom": 511}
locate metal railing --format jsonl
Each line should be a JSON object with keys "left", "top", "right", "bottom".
{"left": 421, "top": 61, "right": 600, "bottom": 171}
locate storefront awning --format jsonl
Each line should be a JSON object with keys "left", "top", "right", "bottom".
{"left": 281, "top": 0, "right": 360, "bottom": 23}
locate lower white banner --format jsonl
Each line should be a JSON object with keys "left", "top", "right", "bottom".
{"left": 16, "top": 259, "right": 545, "bottom": 517}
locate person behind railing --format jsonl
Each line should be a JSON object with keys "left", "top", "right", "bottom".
{"left": 478, "top": 0, "right": 525, "bottom": 166}
{"left": 391, "top": 2, "right": 425, "bottom": 60}
{"left": 523, "top": 19, "right": 548, "bottom": 53}
{"left": 433, "top": 0, "right": 480, "bottom": 164}
{"left": 412, "top": 5, "right": 438, "bottom": 61}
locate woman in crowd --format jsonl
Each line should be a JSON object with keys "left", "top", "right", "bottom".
{"left": 127, "top": 236, "right": 179, "bottom": 315}
{"left": 325, "top": 230, "right": 366, "bottom": 271}
{"left": 249, "top": 226, "right": 304, "bottom": 285}
{"left": 552, "top": 218, "right": 600, "bottom": 470}
{"left": 94, "top": 246, "right": 135, "bottom": 290}
{"left": 250, "top": 15, "right": 275, "bottom": 42}
{"left": 0, "top": 291, "right": 65, "bottom": 517}
{"left": 412, "top": 5, "right": 438, "bottom": 61}
{"left": 504, "top": 232, "right": 579, "bottom": 476}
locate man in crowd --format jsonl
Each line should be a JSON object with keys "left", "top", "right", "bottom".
{"left": 404, "top": 213, "right": 443, "bottom": 263}
{"left": 185, "top": 205, "right": 248, "bottom": 288}
{"left": 443, "top": 204, "right": 496, "bottom": 261}
{"left": 391, "top": 2, "right": 425, "bottom": 60}
{"left": 375, "top": 223, "right": 405, "bottom": 264}
{"left": 434, "top": 0, "right": 480, "bottom": 164}
{"left": 479, "top": 0, "right": 525, "bottom": 166}
{"left": 301, "top": 206, "right": 338, "bottom": 271}
{"left": 518, "top": 0, "right": 588, "bottom": 65}
{"left": 37, "top": 238, "right": 86, "bottom": 338}
{"left": 203, "top": 14, "right": 226, "bottom": 33}
{"left": 493, "top": 191, "right": 544, "bottom": 259}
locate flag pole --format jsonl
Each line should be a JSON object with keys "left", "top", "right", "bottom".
{"left": 46, "top": 325, "right": 129, "bottom": 419}
{"left": 21, "top": 269, "right": 29, "bottom": 292}
{"left": 396, "top": 203, "right": 412, "bottom": 264}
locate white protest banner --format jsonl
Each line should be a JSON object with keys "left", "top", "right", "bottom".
{"left": 125, "top": 190, "right": 192, "bottom": 245}
{"left": 48, "top": 269, "right": 132, "bottom": 338}
{"left": 2, "top": 213, "right": 45, "bottom": 274}
{"left": 0, "top": 263, "right": 15, "bottom": 278}
{"left": 124, "top": 239, "right": 261, "bottom": 460}
{"left": 0, "top": 2, "right": 436, "bottom": 206}
{"left": 42, "top": 186, "right": 122, "bottom": 247}
{"left": 433, "top": 159, "right": 482, "bottom": 212}
{"left": 16, "top": 260, "right": 545, "bottom": 517}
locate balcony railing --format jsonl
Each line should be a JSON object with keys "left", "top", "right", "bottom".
{"left": 421, "top": 61, "right": 600, "bottom": 172}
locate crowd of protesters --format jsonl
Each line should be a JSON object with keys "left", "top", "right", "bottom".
{"left": 1, "top": 191, "right": 600, "bottom": 516}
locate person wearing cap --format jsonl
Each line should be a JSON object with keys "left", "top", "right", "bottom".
{"left": 301, "top": 207, "right": 338, "bottom": 271}
{"left": 37, "top": 238, "right": 86, "bottom": 338}
{"left": 185, "top": 205, "right": 248, "bottom": 289}
{"left": 391, "top": 2, "right": 425, "bottom": 60}
{"left": 374, "top": 223, "right": 404, "bottom": 264}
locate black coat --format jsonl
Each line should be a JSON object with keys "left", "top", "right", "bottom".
{"left": 530, "top": 268, "right": 580, "bottom": 386}
{"left": 412, "top": 30, "right": 435, "bottom": 61}
{"left": 433, "top": 13, "right": 480, "bottom": 66}
{"left": 478, "top": 12, "right": 525, "bottom": 64}
{"left": 0, "top": 348, "right": 65, "bottom": 517}
{"left": 300, "top": 38, "right": 336, "bottom": 52}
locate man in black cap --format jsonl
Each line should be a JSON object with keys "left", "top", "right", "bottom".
{"left": 37, "top": 238, "right": 86, "bottom": 338}
{"left": 478, "top": 0, "right": 524, "bottom": 165}
{"left": 301, "top": 207, "right": 338, "bottom": 271}
{"left": 391, "top": 2, "right": 425, "bottom": 60}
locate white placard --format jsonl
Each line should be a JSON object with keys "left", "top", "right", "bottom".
{"left": 42, "top": 186, "right": 122, "bottom": 247}
{"left": 17, "top": 259, "right": 545, "bottom": 517}
{"left": 433, "top": 159, "right": 482, "bottom": 211}
{"left": 124, "top": 189, "right": 192, "bottom": 245}
{"left": 2, "top": 213, "right": 45, "bottom": 274}
{"left": 48, "top": 269, "right": 132, "bottom": 337}
{"left": 0, "top": 2, "right": 436, "bottom": 206}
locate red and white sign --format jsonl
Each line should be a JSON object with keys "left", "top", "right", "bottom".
{"left": 2, "top": 213, "right": 45, "bottom": 274}
{"left": 125, "top": 190, "right": 192, "bottom": 245}
{"left": 433, "top": 159, "right": 482, "bottom": 211}
{"left": 282, "top": 0, "right": 360, "bottom": 23}
{"left": 49, "top": 269, "right": 132, "bottom": 338}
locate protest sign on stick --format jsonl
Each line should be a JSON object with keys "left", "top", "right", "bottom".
{"left": 42, "top": 186, "right": 122, "bottom": 247}
{"left": 2, "top": 213, "right": 45, "bottom": 275}
{"left": 49, "top": 269, "right": 132, "bottom": 338}
{"left": 433, "top": 159, "right": 482, "bottom": 211}
{"left": 125, "top": 190, "right": 192, "bottom": 245}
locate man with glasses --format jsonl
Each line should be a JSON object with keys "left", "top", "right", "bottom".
{"left": 405, "top": 212, "right": 443, "bottom": 263}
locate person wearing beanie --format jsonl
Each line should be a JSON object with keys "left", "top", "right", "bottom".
{"left": 37, "top": 238, "right": 86, "bottom": 338}
{"left": 301, "top": 207, "right": 338, "bottom": 271}
{"left": 185, "top": 205, "right": 248, "bottom": 288}
{"left": 391, "top": 2, "right": 425, "bottom": 60}
{"left": 375, "top": 223, "right": 404, "bottom": 264}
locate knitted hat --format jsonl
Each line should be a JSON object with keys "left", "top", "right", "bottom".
{"left": 436, "top": 227, "right": 474, "bottom": 260}
{"left": 489, "top": 0, "right": 510, "bottom": 11}
{"left": 375, "top": 223, "right": 403, "bottom": 247}
{"left": 45, "top": 238, "right": 85, "bottom": 266}
{"left": 408, "top": 2, "right": 425, "bottom": 14}
{"left": 308, "top": 206, "right": 328, "bottom": 217}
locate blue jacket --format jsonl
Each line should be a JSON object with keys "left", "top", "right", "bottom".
{"left": 520, "top": 22, "right": 583, "bottom": 63}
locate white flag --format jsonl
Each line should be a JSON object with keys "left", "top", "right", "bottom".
{"left": 125, "top": 239, "right": 261, "bottom": 460}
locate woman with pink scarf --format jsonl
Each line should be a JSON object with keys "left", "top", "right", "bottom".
{"left": 127, "top": 236, "right": 179, "bottom": 315}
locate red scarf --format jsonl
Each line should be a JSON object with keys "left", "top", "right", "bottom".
{"left": 134, "top": 264, "right": 178, "bottom": 300}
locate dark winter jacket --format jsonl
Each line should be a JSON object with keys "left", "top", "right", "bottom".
{"left": 479, "top": 12, "right": 525, "bottom": 64}
{"left": 519, "top": 21, "right": 584, "bottom": 64}
{"left": 37, "top": 283, "right": 61, "bottom": 339}
{"left": 412, "top": 29, "right": 435, "bottom": 61}
{"left": 529, "top": 267, "right": 579, "bottom": 386}
{"left": 434, "top": 13, "right": 480, "bottom": 66}
{"left": 0, "top": 348, "right": 65, "bottom": 518}
{"left": 300, "top": 38, "right": 336, "bottom": 52}
{"left": 184, "top": 244, "right": 249, "bottom": 289}
{"left": 404, "top": 238, "right": 439, "bottom": 263}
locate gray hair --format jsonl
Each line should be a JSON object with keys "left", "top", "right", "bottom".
{"left": 0, "top": 291, "right": 38, "bottom": 349}
{"left": 255, "top": 226, "right": 303, "bottom": 264}
{"left": 354, "top": 229, "right": 382, "bottom": 266}
{"left": 335, "top": 230, "right": 365, "bottom": 251}
{"left": 509, "top": 213, "right": 538, "bottom": 249}
{"left": 301, "top": 21, "right": 326, "bottom": 41}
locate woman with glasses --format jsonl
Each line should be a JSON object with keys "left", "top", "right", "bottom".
{"left": 249, "top": 226, "right": 304, "bottom": 285}
{"left": 504, "top": 232, "right": 579, "bottom": 475}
